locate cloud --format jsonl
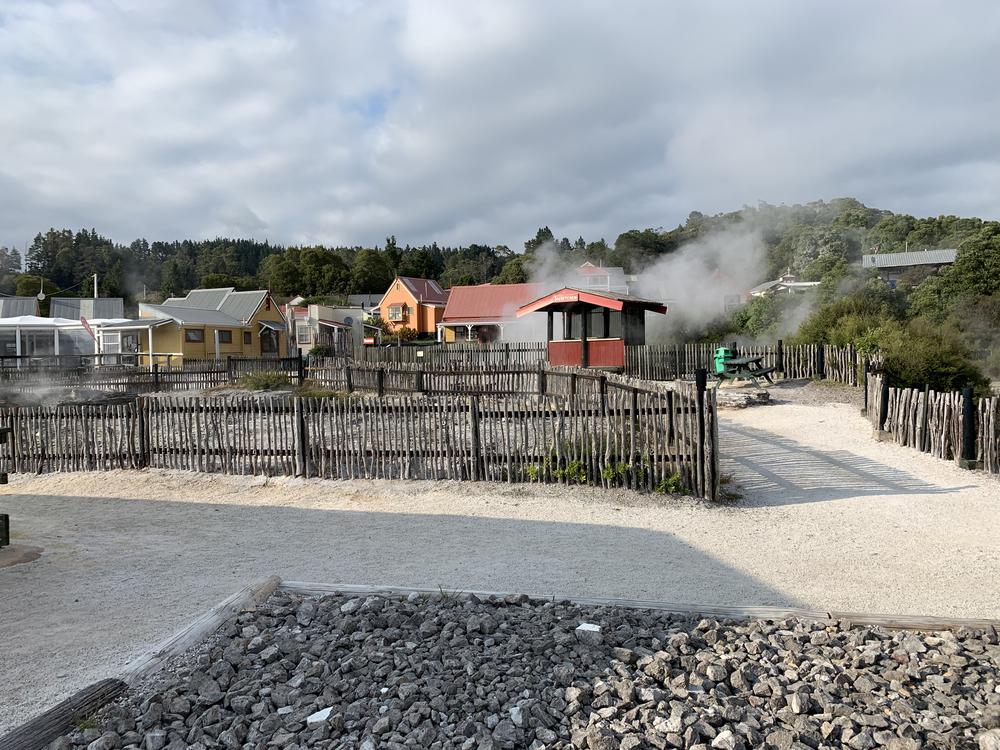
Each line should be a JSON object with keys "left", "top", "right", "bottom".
{"left": 1, "top": 0, "right": 999, "bottom": 250}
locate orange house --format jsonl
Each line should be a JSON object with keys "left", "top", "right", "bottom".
{"left": 377, "top": 277, "right": 449, "bottom": 335}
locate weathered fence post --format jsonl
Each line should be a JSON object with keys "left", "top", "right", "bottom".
{"left": 599, "top": 373, "right": 608, "bottom": 414}
{"left": 776, "top": 339, "right": 784, "bottom": 376}
{"left": 376, "top": 367, "right": 385, "bottom": 398}
{"left": 344, "top": 365, "right": 354, "bottom": 393}
{"left": 695, "top": 368, "right": 708, "bottom": 499}
{"left": 414, "top": 369, "right": 424, "bottom": 394}
{"left": 570, "top": 372, "right": 578, "bottom": 402}
{"left": 294, "top": 397, "right": 309, "bottom": 477}
{"left": 297, "top": 352, "right": 306, "bottom": 387}
{"left": 537, "top": 368, "right": 547, "bottom": 396}
{"left": 153, "top": 363, "right": 160, "bottom": 391}
{"left": 877, "top": 375, "right": 890, "bottom": 436}
{"left": 861, "top": 361, "right": 869, "bottom": 416}
{"left": 137, "top": 397, "right": 149, "bottom": 469}
{"left": 817, "top": 345, "right": 826, "bottom": 380}
{"left": 960, "top": 386, "right": 979, "bottom": 469}
{"left": 920, "top": 384, "right": 930, "bottom": 453}
{"left": 227, "top": 357, "right": 236, "bottom": 383}
{"left": 468, "top": 396, "right": 483, "bottom": 481}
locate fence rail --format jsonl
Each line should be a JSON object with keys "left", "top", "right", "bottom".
{"left": 0, "top": 381, "right": 720, "bottom": 499}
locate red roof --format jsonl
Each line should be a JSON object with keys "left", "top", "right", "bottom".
{"left": 396, "top": 276, "right": 449, "bottom": 304}
{"left": 442, "top": 283, "right": 546, "bottom": 323}
{"left": 516, "top": 287, "right": 667, "bottom": 317}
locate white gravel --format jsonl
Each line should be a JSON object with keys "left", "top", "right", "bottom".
{"left": 2, "top": 394, "right": 998, "bottom": 732}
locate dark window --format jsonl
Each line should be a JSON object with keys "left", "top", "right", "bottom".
{"left": 243, "top": 331, "right": 252, "bottom": 345}
{"left": 184, "top": 329, "right": 204, "bottom": 343}
{"left": 218, "top": 330, "right": 232, "bottom": 344}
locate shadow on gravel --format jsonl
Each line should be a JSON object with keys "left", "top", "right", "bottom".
{"left": 720, "top": 423, "right": 976, "bottom": 507}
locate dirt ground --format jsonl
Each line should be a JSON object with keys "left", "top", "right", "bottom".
{"left": 2, "top": 381, "right": 998, "bottom": 733}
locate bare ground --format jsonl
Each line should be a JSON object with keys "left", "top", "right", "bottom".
{"left": 1, "top": 386, "right": 998, "bottom": 732}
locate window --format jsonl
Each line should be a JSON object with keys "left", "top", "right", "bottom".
{"left": 184, "top": 329, "right": 204, "bottom": 343}
{"left": 217, "top": 330, "right": 232, "bottom": 344}
{"left": 387, "top": 305, "right": 403, "bottom": 322}
{"left": 243, "top": 331, "right": 252, "bottom": 345}
{"left": 407, "top": 306, "right": 414, "bottom": 317}
{"left": 297, "top": 330, "right": 312, "bottom": 345}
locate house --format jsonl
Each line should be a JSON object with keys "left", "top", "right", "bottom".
{"left": 574, "top": 262, "right": 630, "bottom": 293}
{"left": 346, "top": 293, "right": 382, "bottom": 313}
{"left": 861, "top": 249, "right": 957, "bottom": 288}
{"left": 748, "top": 270, "right": 821, "bottom": 298}
{"left": 284, "top": 302, "right": 380, "bottom": 355}
{"left": 50, "top": 297, "right": 125, "bottom": 320}
{"left": 377, "top": 277, "right": 449, "bottom": 336}
{"left": 0, "top": 315, "right": 131, "bottom": 362}
{"left": 438, "top": 283, "right": 546, "bottom": 342}
{"left": 516, "top": 288, "right": 667, "bottom": 369}
{"left": 97, "top": 287, "right": 287, "bottom": 364}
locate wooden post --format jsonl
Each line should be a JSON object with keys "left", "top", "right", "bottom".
{"left": 580, "top": 309, "right": 589, "bottom": 368}
{"left": 546, "top": 311, "right": 554, "bottom": 342}
{"left": 294, "top": 397, "right": 308, "bottom": 477}
{"left": 776, "top": 339, "right": 784, "bottom": 375}
{"left": 537, "top": 368, "right": 547, "bottom": 395}
{"left": 0, "top": 679, "right": 128, "bottom": 750}
{"left": 960, "top": 386, "right": 978, "bottom": 469}
{"left": 817, "top": 345, "right": 826, "bottom": 380}
{"left": 695, "top": 368, "right": 708, "bottom": 499}
{"left": 376, "top": 367, "right": 385, "bottom": 397}
{"left": 344, "top": 365, "right": 354, "bottom": 393}
{"left": 153, "top": 363, "right": 160, "bottom": 391}
{"left": 570, "top": 372, "right": 578, "bottom": 401}
{"left": 297, "top": 351, "right": 306, "bottom": 386}
{"left": 878, "top": 375, "right": 890, "bottom": 432}
{"left": 602, "top": 307, "right": 610, "bottom": 338}
{"left": 469, "top": 396, "right": 483, "bottom": 480}
{"left": 920, "top": 384, "right": 930, "bottom": 453}
{"left": 137, "top": 397, "right": 149, "bottom": 468}
{"left": 414, "top": 369, "right": 424, "bottom": 394}
{"left": 861, "top": 361, "right": 869, "bottom": 415}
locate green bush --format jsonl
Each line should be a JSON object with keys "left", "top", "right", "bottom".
{"left": 875, "top": 318, "right": 989, "bottom": 393}
{"left": 237, "top": 372, "right": 291, "bottom": 391}
{"left": 308, "top": 343, "right": 340, "bottom": 358}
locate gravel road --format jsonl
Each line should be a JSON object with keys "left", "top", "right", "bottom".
{"left": 2, "top": 389, "right": 998, "bottom": 733}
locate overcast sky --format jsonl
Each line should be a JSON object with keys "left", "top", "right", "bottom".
{"left": 2, "top": 1, "right": 999, "bottom": 250}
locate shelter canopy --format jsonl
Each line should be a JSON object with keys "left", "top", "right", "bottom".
{"left": 516, "top": 288, "right": 667, "bottom": 317}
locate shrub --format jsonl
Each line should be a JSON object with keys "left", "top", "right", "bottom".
{"left": 876, "top": 318, "right": 989, "bottom": 393}
{"left": 308, "top": 343, "right": 340, "bottom": 358}
{"left": 237, "top": 372, "right": 291, "bottom": 391}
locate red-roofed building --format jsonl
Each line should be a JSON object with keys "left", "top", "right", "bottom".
{"left": 377, "top": 276, "right": 450, "bottom": 336}
{"left": 439, "top": 283, "right": 546, "bottom": 342}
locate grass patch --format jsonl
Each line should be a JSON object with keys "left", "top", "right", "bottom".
{"left": 237, "top": 372, "right": 292, "bottom": 391}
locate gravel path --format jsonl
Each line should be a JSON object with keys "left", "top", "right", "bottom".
{"left": 2, "top": 394, "right": 998, "bottom": 732}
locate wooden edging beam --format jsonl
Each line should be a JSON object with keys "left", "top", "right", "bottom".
{"left": 279, "top": 581, "right": 1000, "bottom": 633}
{"left": 0, "top": 575, "right": 281, "bottom": 750}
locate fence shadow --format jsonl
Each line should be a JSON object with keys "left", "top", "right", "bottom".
{"left": 0, "top": 490, "right": 799, "bottom": 732}
{"left": 720, "top": 423, "right": 975, "bottom": 507}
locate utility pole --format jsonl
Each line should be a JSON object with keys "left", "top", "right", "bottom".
{"left": 93, "top": 273, "right": 98, "bottom": 299}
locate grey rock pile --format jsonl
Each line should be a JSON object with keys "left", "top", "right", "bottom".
{"left": 50, "top": 592, "right": 1000, "bottom": 749}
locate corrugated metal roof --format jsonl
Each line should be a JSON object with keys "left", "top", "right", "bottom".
{"left": 396, "top": 277, "right": 449, "bottom": 304}
{"left": 516, "top": 287, "right": 667, "bottom": 317}
{"left": 0, "top": 297, "right": 40, "bottom": 317}
{"left": 164, "top": 288, "right": 234, "bottom": 309}
{"left": 50, "top": 297, "right": 125, "bottom": 319}
{"left": 443, "top": 283, "right": 546, "bottom": 323}
{"left": 347, "top": 294, "right": 382, "bottom": 308}
{"left": 862, "top": 249, "right": 958, "bottom": 269}
{"left": 140, "top": 303, "right": 243, "bottom": 326}
{"left": 219, "top": 290, "right": 267, "bottom": 322}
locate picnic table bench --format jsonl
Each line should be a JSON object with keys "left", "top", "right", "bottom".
{"left": 716, "top": 353, "right": 776, "bottom": 387}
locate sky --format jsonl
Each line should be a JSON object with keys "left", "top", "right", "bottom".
{"left": 2, "top": 0, "right": 999, "bottom": 250}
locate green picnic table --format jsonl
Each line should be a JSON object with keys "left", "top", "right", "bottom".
{"left": 717, "top": 354, "right": 776, "bottom": 387}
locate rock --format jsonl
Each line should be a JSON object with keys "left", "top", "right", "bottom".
{"left": 575, "top": 622, "right": 603, "bottom": 646}
{"left": 980, "top": 730, "right": 1000, "bottom": 750}
{"left": 306, "top": 706, "right": 334, "bottom": 728}
{"left": 143, "top": 731, "right": 167, "bottom": 750}
{"left": 87, "top": 733, "right": 121, "bottom": 750}
{"left": 587, "top": 725, "right": 618, "bottom": 750}
{"left": 712, "top": 730, "right": 740, "bottom": 750}
{"left": 492, "top": 719, "right": 517, "bottom": 744}
{"left": 509, "top": 706, "right": 524, "bottom": 727}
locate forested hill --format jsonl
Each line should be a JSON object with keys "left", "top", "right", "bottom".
{"left": 2, "top": 197, "right": 997, "bottom": 316}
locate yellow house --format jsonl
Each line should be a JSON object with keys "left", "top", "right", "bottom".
{"left": 97, "top": 288, "right": 287, "bottom": 366}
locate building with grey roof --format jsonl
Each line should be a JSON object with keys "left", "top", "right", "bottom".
{"left": 0, "top": 297, "right": 40, "bottom": 317}
{"left": 861, "top": 249, "right": 958, "bottom": 288}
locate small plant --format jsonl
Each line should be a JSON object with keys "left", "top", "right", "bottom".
{"left": 308, "top": 344, "right": 341, "bottom": 358}
{"left": 526, "top": 464, "right": 541, "bottom": 481}
{"left": 238, "top": 372, "right": 291, "bottom": 391}
{"left": 553, "top": 459, "right": 587, "bottom": 483}
{"left": 655, "top": 472, "right": 691, "bottom": 495}
{"left": 73, "top": 713, "right": 98, "bottom": 731}
{"left": 718, "top": 472, "right": 744, "bottom": 502}
{"left": 600, "top": 462, "right": 632, "bottom": 484}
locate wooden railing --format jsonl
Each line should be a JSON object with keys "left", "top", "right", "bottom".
{"left": 0, "top": 379, "right": 721, "bottom": 500}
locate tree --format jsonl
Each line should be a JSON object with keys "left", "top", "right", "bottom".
{"left": 349, "top": 249, "right": 394, "bottom": 294}
{"left": 492, "top": 256, "right": 529, "bottom": 284}
{"left": 524, "top": 227, "right": 555, "bottom": 253}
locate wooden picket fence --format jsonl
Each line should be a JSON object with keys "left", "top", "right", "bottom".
{"left": 865, "top": 373, "right": 998, "bottom": 473}
{"left": 0, "top": 381, "right": 720, "bottom": 499}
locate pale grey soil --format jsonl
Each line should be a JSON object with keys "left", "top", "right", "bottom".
{"left": 1, "top": 399, "right": 998, "bottom": 733}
